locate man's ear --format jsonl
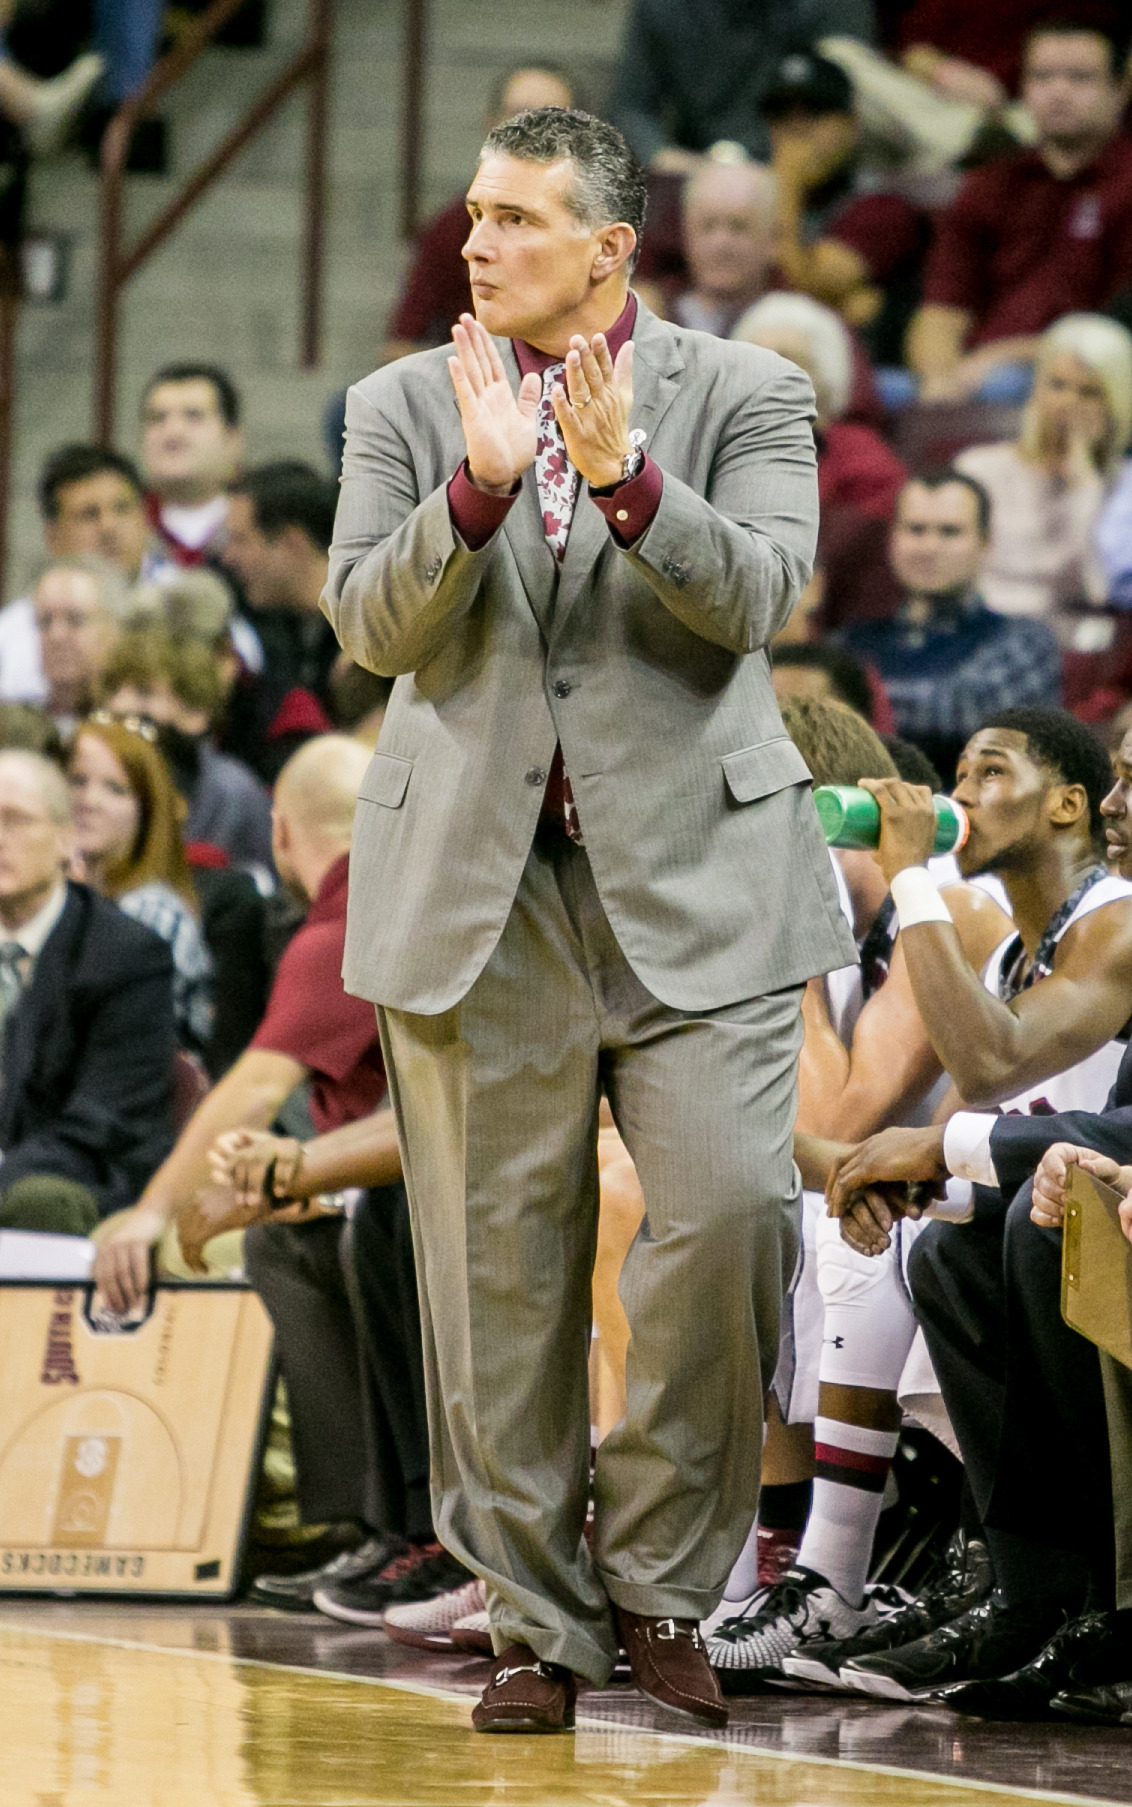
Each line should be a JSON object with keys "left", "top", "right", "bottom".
{"left": 591, "top": 223, "right": 637, "bottom": 285}
{"left": 1049, "top": 781, "right": 1089, "bottom": 828}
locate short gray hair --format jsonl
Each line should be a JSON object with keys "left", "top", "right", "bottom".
{"left": 0, "top": 748, "right": 73, "bottom": 823}
{"left": 34, "top": 553, "right": 150, "bottom": 628}
{"left": 480, "top": 107, "right": 647, "bottom": 271}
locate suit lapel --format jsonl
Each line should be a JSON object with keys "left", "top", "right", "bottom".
{"left": 495, "top": 338, "right": 558, "bottom": 639}
{"left": 552, "top": 303, "right": 685, "bottom": 638}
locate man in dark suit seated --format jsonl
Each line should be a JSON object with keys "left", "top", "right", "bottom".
{"left": 0, "top": 748, "right": 176, "bottom": 1234}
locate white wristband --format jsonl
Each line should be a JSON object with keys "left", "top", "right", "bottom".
{"left": 890, "top": 866, "right": 954, "bottom": 932}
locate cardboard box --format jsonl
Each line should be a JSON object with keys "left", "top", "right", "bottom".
{"left": 0, "top": 1282, "right": 273, "bottom": 1596}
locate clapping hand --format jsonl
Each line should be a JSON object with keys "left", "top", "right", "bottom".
{"left": 551, "top": 331, "right": 634, "bottom": 489}
{"left": 448, "top": 313, "right": 541, "bottom": 493}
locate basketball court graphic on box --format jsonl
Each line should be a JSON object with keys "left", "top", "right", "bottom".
{"left": 0, "top": 1281, "right": 273, "bottom": 1596}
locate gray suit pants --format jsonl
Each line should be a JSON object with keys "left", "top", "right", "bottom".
{"left": 380, "top": 831, "right": 803, "bottom": 1684}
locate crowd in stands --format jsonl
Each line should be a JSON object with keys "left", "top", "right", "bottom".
{"left": 3, "top": 0, "right": 1132, "bottom": 1737}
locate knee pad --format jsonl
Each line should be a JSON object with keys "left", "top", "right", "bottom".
{"left": 815, "top": 1210, "right": 918, "bottom": 1393}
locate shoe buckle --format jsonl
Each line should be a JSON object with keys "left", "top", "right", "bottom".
{"left": 494, "top": 1661, "right": 552, "bottom": 1687}
{"left": 654, "top": 1618, "right": 700, "bottom": 1646}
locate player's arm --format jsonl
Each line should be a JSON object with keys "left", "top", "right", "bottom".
{"left": 861, "top": 779, "right": 1132, "bottom": 1106}
{"left": 798, "top": 881, "right": 1012, "bottom": 1140}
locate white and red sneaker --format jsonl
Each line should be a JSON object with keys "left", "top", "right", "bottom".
{"left": 383, "top": 1577, "right": 487, "bottom": 1650}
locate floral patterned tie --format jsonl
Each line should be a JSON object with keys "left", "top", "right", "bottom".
{"left": 533, "top": 362, "right": 581, "bottom": 565}
{"left": 533, "top": 363, "right": 585, "bottom": 842}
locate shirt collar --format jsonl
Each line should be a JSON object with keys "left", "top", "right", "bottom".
{"left": 2, "top": 882, "right": 66, "bottom": 959}
{"left": 513, "top": 292, "right": 638, "bottom": 378}
{"left": 306, "top": 851, "right": 350, "bottom": 924}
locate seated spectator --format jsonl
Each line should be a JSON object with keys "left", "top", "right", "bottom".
{"left": 382, "top": 64, "right": 574, "bottom": 364}
{"left": 835, "top": 471, "right": 1061, "bottom": 780}
{"left": 140, "top": 362, "right": 244, "bottom": 566}
{"left": 68, "top": 714, "right": 212, "bottom": 1055}
{"left": 607, "top": 0, "right": 876, "bottom": 170}
{"left": 955, "top": 313, "right": 1132, "bottom": 632}
{"left": 92, "top": 734, "right": 377, "bottom": 1307}
{"left": 0, "top": 748, "right": 175, "bottom": 1234}
{"left": 33, "top": 553, "right": 142, "bottom": 735}
{"left": 738, "top": 293, "right": 906, "bottom": 517}
{"left": 220, "top": 462, "right": 340, "bottom": 781}
{"left": 100, "top": 627, "right": 273, "bottom": 873}
{"left": 0, "top": 442, "right": 174, "bottom": 707}
{"left": 908, "top": 22, "right": 1132, "bottom": 401}
{"left": 668, "top": 160, "right": 777, "bottom": 336}
{"left": 762, "top": 52, "right": 928, "bottom": 338}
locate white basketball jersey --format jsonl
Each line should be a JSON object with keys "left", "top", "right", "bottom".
{"left": 984, "top": 872, "right": 1132, "bottom": 1119}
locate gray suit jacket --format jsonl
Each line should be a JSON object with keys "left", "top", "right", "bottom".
{"left": 323, "top": 302, "right": 856, "bottom": 1015}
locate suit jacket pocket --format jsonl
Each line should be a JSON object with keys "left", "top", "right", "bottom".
{"left": 358, "top": 751, "right": 413, "bottom": 809}
{"left": 721, "top": 737, "right": 812, "bottom": 804}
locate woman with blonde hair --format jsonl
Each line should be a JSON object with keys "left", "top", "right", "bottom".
{"left": 67, "top": 713, "right": 212, "bottom": 1053}
{"left": 955, "top": 312, "right": 1132, "bottom": 633}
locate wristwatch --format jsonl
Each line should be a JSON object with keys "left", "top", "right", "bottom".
{"left": 620, "top": 446, "right": 645, "bottom": 484}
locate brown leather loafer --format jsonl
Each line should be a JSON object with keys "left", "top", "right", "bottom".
{"left": 471, "top": 1642, "right": 578, "bottom": 1733}
{"left": 616, "top": 1608, "right": 728, "bottom": 1728}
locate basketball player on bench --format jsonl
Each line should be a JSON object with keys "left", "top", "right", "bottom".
{"left": 708, "top": 699, "right": 1011, "bottom": 1651}
{"left": 811, "top": 709, "right": 1132, "bottom": 1713}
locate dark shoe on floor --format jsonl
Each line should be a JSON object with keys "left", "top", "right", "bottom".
{"left": 314, "top": 1541, "right": 472, "bottom": 1626}
{"left": 250, "top": 1533, "right": 406, "bottom": 1613}
{"left": 941, "top": 1612, "right": 1132, "bottom": 1720}
{"left": 1053, "top": 1677, "right": 1132, "bottom": 1725}
{"left": 842, "top": 1594, "right": 1061, "bottom": 1702}
{"left": 471, "top": 1643, "right": 577, "bottom": 1733}
{"left": 617, "top": 1608, "right": 728, "bottom": 1727}
{"left": 788, "top": 1532, "right": 992, "bottom": 1692}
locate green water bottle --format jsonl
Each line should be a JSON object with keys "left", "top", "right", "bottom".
{"left": 813, "top": 784, "right": 968, "bottom": 853}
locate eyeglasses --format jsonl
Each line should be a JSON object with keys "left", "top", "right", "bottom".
{"left": 88, "top": 709, "right": 158, "bottom": 744}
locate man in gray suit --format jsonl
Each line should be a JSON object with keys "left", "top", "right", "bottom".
{"left": 322, "top": 107, "right": 855, "bottom": 1733}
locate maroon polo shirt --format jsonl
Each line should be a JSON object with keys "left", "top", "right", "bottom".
{"left": 447, "top": 294, "right": 662, "bottom": 552}
{"left": 922, "top": 134, "right": 1132, "bottom": 346}
{"left": 250, "top": 853, "right": 386, "bottom": 1134}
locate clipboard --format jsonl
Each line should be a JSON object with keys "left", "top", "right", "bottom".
{"left": 1062, "top": 1165, "right": 1132, "bottom": 1371}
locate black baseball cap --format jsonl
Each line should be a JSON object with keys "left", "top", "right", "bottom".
{"left": 762, "top": 51, "right": 854, "bottom": 119}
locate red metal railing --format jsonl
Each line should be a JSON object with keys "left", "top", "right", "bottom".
{"left": 94, "top": 0, "right": 331, "bottom": 443}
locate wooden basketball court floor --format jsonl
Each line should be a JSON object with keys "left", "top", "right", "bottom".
{"left": 2, "top": 1600, "right": 1132, "bottom": 1807}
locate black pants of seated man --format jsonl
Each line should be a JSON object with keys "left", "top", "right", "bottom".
{"left": 908, "top": 1184, "right": 1114, "bottom": 1612}
{"left": 244, "top": 1183, "right": 431, "bottom": 1539}
{"left": 0, "top": 1175, "right": 100, "bottom": 1236}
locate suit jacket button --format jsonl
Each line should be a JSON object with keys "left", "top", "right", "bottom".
{"left": 525, "top": 767, "right": 547, "bottom": 786}
{"left": 552, "top": 680, "right": 572, "bottom": 698}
